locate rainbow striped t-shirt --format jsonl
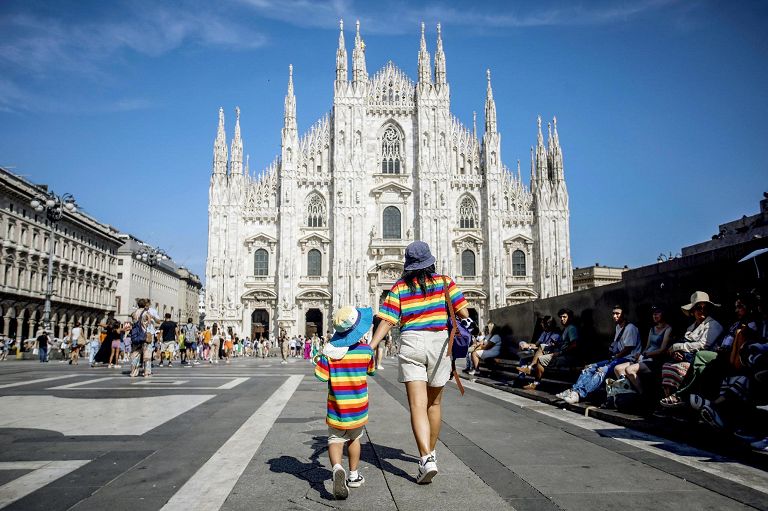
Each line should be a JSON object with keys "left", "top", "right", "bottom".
{"left": 376, "top": 274, "right": 468, "bottom": 332}
{"left": 314, "top": 342, "right": 376, "bottom": 430}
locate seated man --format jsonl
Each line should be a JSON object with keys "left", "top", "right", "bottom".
{"left": 517, "top": 316, "right": 560, "bottom": 369}
{"left": 469, "top": 325, "right": 502, "bottom": 375}
{"left": 557, "top": 305, "right": 640, "bottom": 404}
{"left": 519, "top": 309, "right": 580, "bottom": 390}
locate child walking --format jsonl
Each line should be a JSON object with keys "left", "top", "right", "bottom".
{"left": 314, "top": 306, "right": 376, "bottom": 500}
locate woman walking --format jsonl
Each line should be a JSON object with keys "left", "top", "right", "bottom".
{"left": 370, "top": 241, "right": 469, "bottom": 484}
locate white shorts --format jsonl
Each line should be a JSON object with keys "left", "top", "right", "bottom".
{"left": 328, "top": 426, "right": 364, "bottom": 444}
{"left": 397, "top": 329, "right": 451, "bottom": 387}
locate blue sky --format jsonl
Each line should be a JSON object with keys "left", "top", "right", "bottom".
{"left": 1, "top": 0, "right": 767, "bottom": 282}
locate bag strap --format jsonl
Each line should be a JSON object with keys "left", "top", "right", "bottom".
{"left": 442, "top": 277, "right": 464, "bottom": 396}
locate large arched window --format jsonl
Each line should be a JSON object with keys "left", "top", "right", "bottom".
{"left": 254, "top": 249, "right": 269, "bottom": 276}
{"left": 512, "top": 250, "right": 526, "bottom": 276}
{"left": 380, "top": 125, "right": 403, "bottom": 174}
{"left": 462, "top": 250, "right": 476, "bottom": 276}
{"left": 306, "top": 193, "right": 326, "bottom": 228}
{"left": 383, "top": 206, "right": 401, "bottom": 239}
{"left": 307, "top": 249, "right": 322, "bottom": 276}
{"left": 459, "top": 196, "right": 478, "bottom": 229}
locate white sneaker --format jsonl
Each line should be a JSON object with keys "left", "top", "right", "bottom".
{"left": 468, "top": 369, "right": 476, "bottom": 376}
{"left": 332, "top": 465, "right": 348, "bottom": 499}
{"left": 416, "top": 455, "right": 438, "bottom": 484}
{"left": 347, "top": 473, "right": 365, "bottom": 488}
{"left": 564, "top": 391, "right": 580, "bottom": 404}
{"left": 377, "top": 364, "right": 384, "bottom": 370}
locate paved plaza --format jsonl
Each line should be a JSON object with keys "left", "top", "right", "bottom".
{"left": 0, "top": 357, "right": 766, "bottom": 511}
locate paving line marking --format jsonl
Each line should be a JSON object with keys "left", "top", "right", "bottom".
{"left": 160, "top": 375, "right": 304, "bottom": 511}
{"left": 462, "top": 379, "right": 768, "bottom": 495}
{"left": 0, "top": 461, "right": 50, "bottom": 471}
{"left": 0, "top": 460, "right": 90, "bottom": 509}
{"left": 0, "top": 374, "right": 79, "bottom": 389}
{"left": 47, "top": 377, "right": 115, "bottom": 390}
{"left": 217, "top": 377, "right": 249, "bottom": 389}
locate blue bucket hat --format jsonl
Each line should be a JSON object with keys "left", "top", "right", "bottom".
{"left": 330, "top": 306, "right": 373, "bottom": 348}
{"left": 404, "top": 241, "right": 436, "bottom": 271}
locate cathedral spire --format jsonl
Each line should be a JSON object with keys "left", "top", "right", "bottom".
{"left": 230, "top": 106, "right": 243, "bottom": 176}
{"left": 352, "top": 20, "right": 367, "bottom": 85}
{"left": 434, "top": 22, "right": 446, "bottom": 85}
{"left": 530, "top": 145, "right": 536, "bottom": 191}
{"left": 245, "top": 154, "right": 250, "bottom": 178}
{"left": 418, "top": 22, "right": 432, "bottom": 84}
{"left": 284, "top": 64, "right": 297, "bottom": 133}
{"left": 535, "top": 115, "right": 547, "bottom": 183}
{"left": 472, "top": 111, "right": 477, "bottom": 139}
{"left": 336, "top": 19, "right": 348, "bottom": 84}
{"left": 551, "top": 116, "right": 564, "bottom": 181}
{"left": 484, "top": 68, "right": 497, "bottom": 134}
{"left": 517, "top": 159, "right": 522, "bottom": 183}
{"left": 213, "top": 107, "right": 227, "bottom": 175}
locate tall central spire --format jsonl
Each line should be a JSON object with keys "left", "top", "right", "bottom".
{"left": 213, "top": 107, "right": 227, "bottom": 175}
{"left": 336, "top": 19, "right": 347, "bottom": 84}
{"left": 230, "top": 106, "right": 243, "bottom": 176}
{"left": 284, "top": 64, "right": 297, "bottom": 133}
{"left": 484, "top": 69, "right": 497, "bottom": 134}
{"left": 418, "top": 22, "right": 432, "bottom": 84}
{"left": 352, "top": 20, "right": 367, "bottom": 85}
{"left": 434, "top": 22, "right": 446, "bottom": 85}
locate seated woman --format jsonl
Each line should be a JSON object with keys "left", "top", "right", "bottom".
{"left": 518, "top": 309, "right": 579, "bottom": 390}
{"left": 517, "top": 316, "right": 560, "bottom": 369}
{"left": 659, "top": 292, "right": 725, "bottom": 407}
{"left": 469, "top": 325, "right": 503, "bottom": 376}
{"left": 613, "top": 306, "right": 671, "bottom": 394}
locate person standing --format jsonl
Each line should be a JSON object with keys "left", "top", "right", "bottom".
{"left": 158, "top": 314, "right": 178, "bottom": 368}
{"left": 88, "top": 333, "right": 101, "bottom": 367}
{"left": 369, "top": 241, "right": 469, "bottom": 484}
{"left": 69, "top": 322, "right": 84, "bottom": 365}
{"left": 36, "top": 330, "right": 49, "bottom": 363}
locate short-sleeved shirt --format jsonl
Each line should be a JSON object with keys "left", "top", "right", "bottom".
{"left": 377, "top": 274, "right": 468, "bottom": 332}
{"left": 159, "top": 321, "right": 177, "bottom": 342}
{"left": 314, "top": 342, "right": 376, "bottom": 430}
{"left": 610, "top": 322, "right": 641, "bottom": 356}
{"left": 558, "top": 324, "right": 579, "bottom": 352}
{"left": 37, "top": 334, "right": 49, "bottom": 349}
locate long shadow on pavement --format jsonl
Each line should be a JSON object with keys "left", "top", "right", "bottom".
{"left": 267, "top": 433, "right": 418, "bottom": 502}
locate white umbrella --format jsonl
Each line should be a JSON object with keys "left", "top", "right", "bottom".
{"left": 738, "top": 248, "right": 768, "bottom": 278}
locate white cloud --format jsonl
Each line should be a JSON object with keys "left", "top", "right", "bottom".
{"left": 235, "top": 0, "right": 685, "bottom": 33}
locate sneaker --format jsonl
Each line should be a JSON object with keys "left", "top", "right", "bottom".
{"left": 108, "top": 364, "right": 113, "bottom": 368}
{"left": 377, "top": 364, "right": 383, "bottom": 370}
{"left": 523, "top": 382, "right": 539, "bottom": 390}
{"left": 332, "top": 465, "right": 349, "bottom": 499}
{"left": 114, "top": 365, "right": 121, "bottom": 369}
{"left": 750, "top": 437, "right": 768, "bottom": 451}
{"left": 416, "top": 455, "right": 438, "bottom": 484}
{"left": 468, "top": 369, "right": 476, "bottom": 376}
{"left": 517, "top": 365, "right": 531, "bottom": 375}
{"left": 564, "top": 391, "right": 580, "bottom": 404}
{"left": 347, "top": 473, "right": 365, "bottom": 488}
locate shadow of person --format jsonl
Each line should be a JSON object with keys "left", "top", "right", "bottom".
{"left": 268, "top": 433, "right": 421, "bottom": 501}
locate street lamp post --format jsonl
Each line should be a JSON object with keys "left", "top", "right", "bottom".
{"left": 134, "top": 246, "right": 168, "bottom": 304}
{"left": 30, "top": 192, "right": 77, "bottom": 334}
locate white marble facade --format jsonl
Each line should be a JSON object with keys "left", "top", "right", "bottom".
{"left": 205, "top": 22, "right": 572, "bottom": 339}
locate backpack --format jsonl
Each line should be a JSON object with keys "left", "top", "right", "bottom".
{"left": 130, "top": 310, "right": 148, "bottom": 346}
{"left": 443, "top": 277, "right": 472, "bottom": 396}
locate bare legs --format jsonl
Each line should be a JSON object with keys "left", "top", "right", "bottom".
{"left": 405, "top": 381, "right": 444, "bottom": 456}
{"left": 328, "top": 437, "right": 361, "bottom": 471}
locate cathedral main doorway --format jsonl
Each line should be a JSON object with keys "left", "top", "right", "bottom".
{"left": 305, "top": 309, "right": 323, "bottom": 338}
{"left": 251, "top": 309, "right": 269, "bottom": 340}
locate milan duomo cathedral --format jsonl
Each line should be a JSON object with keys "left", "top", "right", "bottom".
{"left": 205, "top": 21, "right": 572, "bottom": 339}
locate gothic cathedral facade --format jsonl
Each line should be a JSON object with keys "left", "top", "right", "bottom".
{"left": 205, "top": 22, "right": 572, "bottom": 338}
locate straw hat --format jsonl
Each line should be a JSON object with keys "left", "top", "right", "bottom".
{"left": 681, "top": 291, "right": 720, "bottom": 315}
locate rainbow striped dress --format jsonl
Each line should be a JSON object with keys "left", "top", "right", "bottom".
{"left": 314, "top": 342, "right": 376, "bottom": 430}
{"left": 376, "top": 274, "right": 468, "bottom": 331}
